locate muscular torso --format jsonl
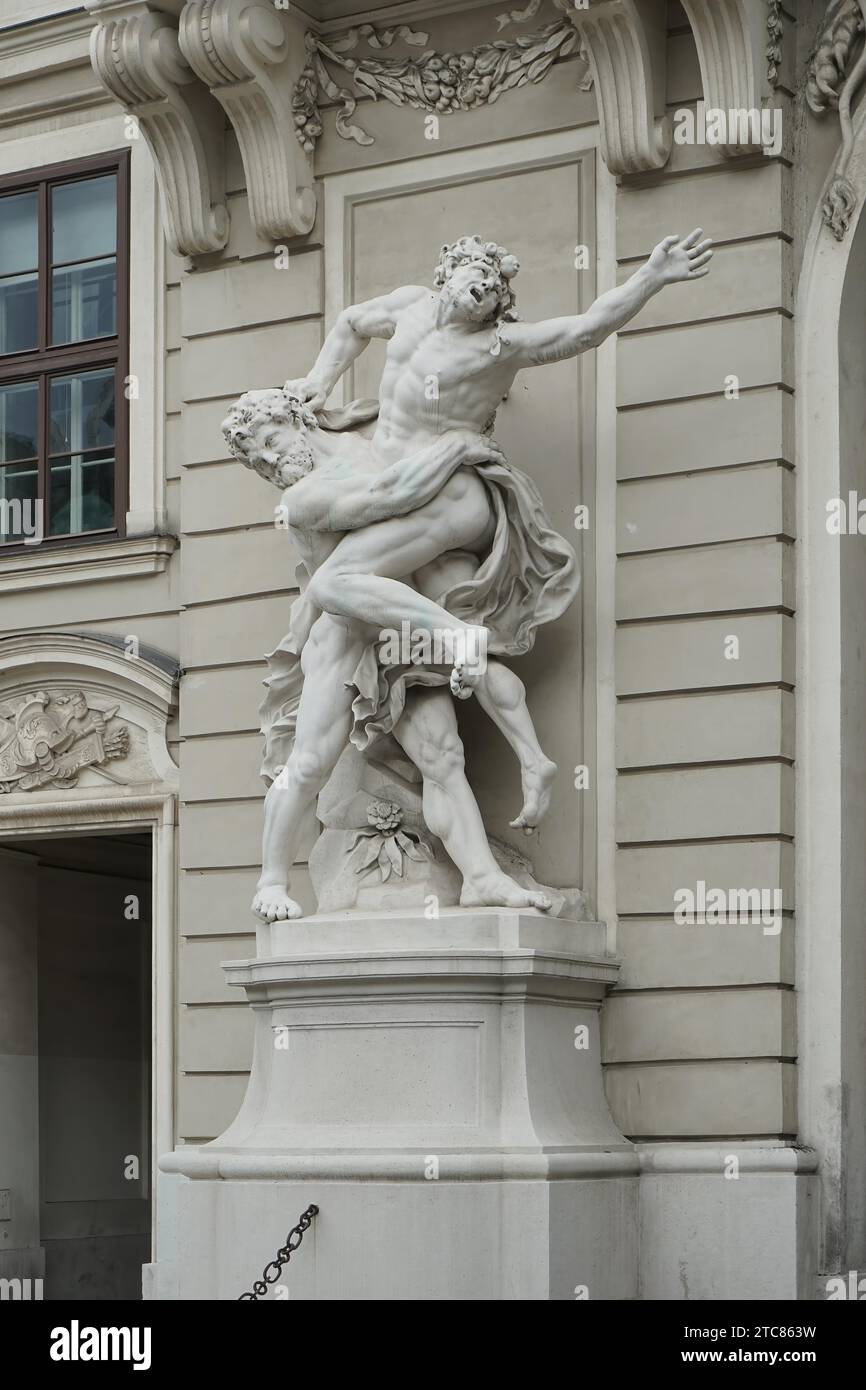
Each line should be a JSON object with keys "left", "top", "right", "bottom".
{"left": 371, "top": 293, "right": 517, "bottom": 463}
{"left": 289, "top": 291, "right": 516, "bottom": 574}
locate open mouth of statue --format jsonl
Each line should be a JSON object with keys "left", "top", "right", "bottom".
{"left": 468, "top": 285, "right": 484, "bottom": 304}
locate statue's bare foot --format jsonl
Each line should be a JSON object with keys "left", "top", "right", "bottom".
{"left": 510, "top": 756, "right": 557, "bottom": 833}
{"left": 449, "top": 626, "right": 489, "bottom": 701}
{"left": 460, "top": 870, "right": 551, "bottom": 912}
{"left": 252, "top": 884, "right": 304, "bottom": 922}
{"left": 450, "top": 660, "right": 481, "bottom": 701}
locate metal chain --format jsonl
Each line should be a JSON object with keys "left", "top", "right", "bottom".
{"left": 238, "top": 1204, "right": 319, "bottom": 1301}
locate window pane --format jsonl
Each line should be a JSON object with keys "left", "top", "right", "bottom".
{"left": 0, "top": 272, "right": 37, "bottom": 355}
{"left": 0, "top": 460, "right": 39, "bottom": 544}
{"left": 0, "top": 380, "right": 38, "bottom": 462}
{"left": 52, "top": 257, "right": 116, "bottom": 345}
{"left": 51, "top": 175, "right": 117, "bottom": 265}
{"left": 0, "top": 190, "right": 37, "bottom": 276}
{"left": 49, "top": 450, "right": 114, "bottom": 537}
{"left": 49, "top": 368, "right": 115, "bottom": 454}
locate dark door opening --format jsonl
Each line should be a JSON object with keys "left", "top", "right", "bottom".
{"left": 0, "top": 832, "right": 152, "bottom": 1300}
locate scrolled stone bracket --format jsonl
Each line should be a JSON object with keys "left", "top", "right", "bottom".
{"left": 567, "top": 0, "right": 671, "bottom": 175}
{"left": 85, "top": 0, "right": 229, "bottom": 257}
{"left": 180, "top": 0, "right": 316, "bottom": 243}
{"left": 680, "top": 0, "right": 774, "bottom": 158}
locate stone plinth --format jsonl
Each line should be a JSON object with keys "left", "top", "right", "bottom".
{"left": 158, "top": 911, "right": 639, "bottom": 1300}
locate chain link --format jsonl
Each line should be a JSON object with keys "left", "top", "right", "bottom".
{"left": 238, "top": 1204, "right": 319, "bottom": 1300}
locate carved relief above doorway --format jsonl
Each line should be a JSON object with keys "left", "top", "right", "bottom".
{"left": 0, "top": 632, "right": 179, "bottom": 802}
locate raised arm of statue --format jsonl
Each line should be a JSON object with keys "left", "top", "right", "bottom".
{"left": 501, "top": 229, "right": 713, "bottom": 368}
{"left": 286, "top": 284, "right": 428, "bottom": 409}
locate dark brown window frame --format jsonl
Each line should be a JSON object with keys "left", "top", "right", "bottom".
{"left": 0, "top": 148, "right": 130, "bottom": 553}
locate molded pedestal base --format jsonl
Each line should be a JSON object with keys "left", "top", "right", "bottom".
{"left": 158, "top": 910, "right": 638, "bottom": 1300}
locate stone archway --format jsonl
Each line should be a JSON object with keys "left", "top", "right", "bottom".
{"left": 0, "top": 631, "right": 180, "bottom": 1264}
{"left": 796, "top": 94, "right": 866, "bottom": 1280}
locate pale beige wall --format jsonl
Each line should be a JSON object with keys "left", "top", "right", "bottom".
{"left": 169, "top": 0, "right": 803, "bottom": 1146}
{"left": 0, "top": 0, "right": 817, "bottom": 1159}
{"left": 606, "top": 4, "right": 796, "bottom": 1141}
{"left": 0, "top": 1, "right": 67, "bottom": 25}
{"left": 173, "top": 130, "right": 323, "bottom": 1140}
{"left": 173, "top": 0, "right": 599, "bottom": 1140}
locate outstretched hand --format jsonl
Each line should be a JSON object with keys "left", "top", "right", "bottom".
{"left": 648, "top": 228, "right": 714, "bottom": 285}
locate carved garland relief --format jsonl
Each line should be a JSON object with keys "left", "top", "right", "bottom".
{"left": 292, "top": 2, "right": 590, "bottom": 155}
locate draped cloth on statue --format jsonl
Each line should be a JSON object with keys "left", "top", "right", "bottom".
{"left": 258, "top": 400, "right": 579, "bottom": 781}
{"left": 348, "top": 456, "right": 579, "bottom": 750}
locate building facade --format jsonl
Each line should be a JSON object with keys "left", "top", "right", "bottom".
{"left": 0, "top": 0, "right": 863, "bottom": 1300}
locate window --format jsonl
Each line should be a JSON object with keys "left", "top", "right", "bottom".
{"left": 0, "top": 152, "right": 129, "bottom": 547}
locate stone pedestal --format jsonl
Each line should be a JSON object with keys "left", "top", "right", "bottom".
{"left": 158, "top": 910, "right": 638, "bottom": 1300}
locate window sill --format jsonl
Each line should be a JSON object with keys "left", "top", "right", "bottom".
{"left": 0, "top": 534, "right": 177, "bottom": 594}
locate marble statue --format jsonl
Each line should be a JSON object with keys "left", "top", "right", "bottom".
{"left": 223, "top": 229, "right": 713, "bottom": 922}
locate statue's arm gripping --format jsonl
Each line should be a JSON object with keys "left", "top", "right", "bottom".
{"left": 289, "top": 433, "right": 499, "bottom": 534}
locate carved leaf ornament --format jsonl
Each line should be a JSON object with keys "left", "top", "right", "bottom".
{"left": 350, "top": 800, "right": 434, "bottom": 883}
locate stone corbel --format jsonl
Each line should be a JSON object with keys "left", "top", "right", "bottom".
{"left": 179, "top": 0, "right": 316, "bottom": 243}
{"left": 86, "top": 0, "right": 229, "bottom": 257}
{"left": 567, "top": 0, "right": 671, "bottom": 175}
{"left": 680, "top": 0, "right": 772, "bottom": 157}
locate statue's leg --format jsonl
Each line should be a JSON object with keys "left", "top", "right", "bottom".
{"left": 414, "top": 554, "right": 557, "bottom": 829}
{"left": 474, "top": 665, "right": 558, "bottom": 831}
{"left": 305, "top": 471, "right": 493, "bottom": 683}
{"left": 253, "top": 613, "right": 366, "bottom": 922}
{"left": 394, "top": 687, "right": 551, "bottom": 913}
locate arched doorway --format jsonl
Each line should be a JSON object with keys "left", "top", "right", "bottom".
{"left": 797, "top": 98, "right": 866, "bottom": 1279}
{"left": 0, "top": 632, "right": 178, "bottom": 1298}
